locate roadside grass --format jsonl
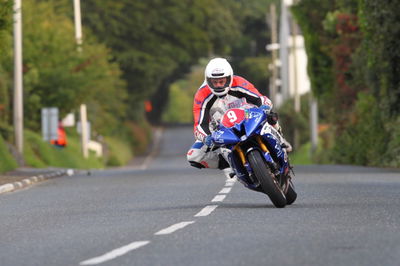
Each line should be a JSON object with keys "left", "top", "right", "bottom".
{"left": 103, "top": 136, "right": 134, "bottom": 166}
{"left": 0, "top": 135, "right": 18, "bottom": 173}
{"left": 290, "top": 142, "right": 313, "bottom": 165}
{"left": 0, "top": 129, "right": 135, "bottom": 174}
{"left": 23, "top": 129, "right": 104, "bottom": 169}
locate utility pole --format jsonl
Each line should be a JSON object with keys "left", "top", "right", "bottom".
{"left": 73, "top": 0, "right": 88, "bottom": 157}
{"left": 73, "top": 0, "right": 83, "bottom": 50}
{"left": 310, "top": 94, "right": 318, "bottom": 154}
{"left": 13, "top": 0, "right": 23, "bottom": 154}
{"left": 279, "top": 0, "right": 290, "bottom": 102}
{"left": 268, "top": 4, "right": 278, "bottom": 105}
{"left": 291, "top": 15, "right": 300, "bottom": 150}
{"left": 80, "top": 104, "right": 88, "bottom": 158}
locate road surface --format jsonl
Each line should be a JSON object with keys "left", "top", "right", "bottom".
{"left": 1, "top": 126, "right": 399, "bottom": 266}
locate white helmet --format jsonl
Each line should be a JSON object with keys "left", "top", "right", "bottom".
{"left": 205, "top": 58, "right": 233, "bottom": 96}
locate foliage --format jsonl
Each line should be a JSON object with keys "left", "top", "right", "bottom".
{"left": 233, "top": 57, "right": 271, "bottom": 96}
{"left": 278, "top": 93, "right": 310, "bottom": 148}
{"left": 292, "top": 0, "right": 400, "bottom": 167}
{"left": 0, "top": 134, "right": 17, "bottom": 173}
{"left": 79, "top": 0, "right": 277, "bottom": 123}
{"left": 162, "top": 63, "right": 205, "bottom": 124}
{"left": 0, "top": 0, "right": 12, "bottom": 125}
{"left": 291, "top": 1, "right": 335, "bottom": 100}
{"left": 358, "top": 0, "right": 400, "bottom": 118}
{"left": 77, "top": 0, "right": 239, "bottom": 122}
{"left": 22, "top": 129, "right": 103, "bottom": 168}
{"left": 0, "top": 0, "right": 12, "bottom": 50}
{"left": 103, "top": 136, "right": 133, "bottom": 166}
{"left": 331, "top": 93, "right": 387, "bottom": 166}
{"left": 0, "top": 1, "right": 128, "bottom": 137}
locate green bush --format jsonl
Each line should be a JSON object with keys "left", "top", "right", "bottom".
{"left": 330, "top": 93, "right": 387, "bottom": 166}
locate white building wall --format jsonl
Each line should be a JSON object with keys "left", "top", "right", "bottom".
{"left": 288, "top": 35, "right": 311, "bottom": 97}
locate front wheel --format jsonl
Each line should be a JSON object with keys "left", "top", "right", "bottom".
{"left": 285, "top": 180, "right": 297, "bottom": 205}
{"left": 247, "top": 150, "right": 286, "bottom": 208}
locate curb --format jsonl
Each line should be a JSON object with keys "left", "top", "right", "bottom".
{"left": 0, "top": 169, "right": 75, "bottom": 195}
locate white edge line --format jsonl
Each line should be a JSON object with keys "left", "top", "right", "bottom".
{"left": 79, "top": 241, "right": 150, "bottom": 265}
{"left": 154, "top": 221, "right": 195, "bottom": 235}
{"left": 0, "top": 184, "right": 15, "bottom": 194}
{"left": 194, "top": 205, "right": 218, "bottom": 217}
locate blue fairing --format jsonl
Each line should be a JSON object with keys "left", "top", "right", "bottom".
{"left": 212, "top": 108, "right": 266, "bottom": 144}
{"left": 212, "top": 128, "right": 240, "bottom": 145}
{"left": 244, "top": 108, "right": 265, "bottom": 137}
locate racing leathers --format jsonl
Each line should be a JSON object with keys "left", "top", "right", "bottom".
{"left": 187, "top": 75, "right": 273, "bottom": 169}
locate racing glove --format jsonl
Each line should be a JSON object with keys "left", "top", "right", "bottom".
{"left": 267, "top": 111, "right": 279, "bottom": 125}
{"left": 260, "top": 104, "right": 272, "bottom": 113}
{"left": 204, "top": 135, "right": 214, "bottom": 147}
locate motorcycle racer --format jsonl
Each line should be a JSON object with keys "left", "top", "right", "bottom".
{"left": 187, "top": 57, "right": 291, "bottom": 175}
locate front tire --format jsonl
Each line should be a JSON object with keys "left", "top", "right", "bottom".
{"left": 247, "top": 150, "right": 286, "bottom": 208}
{"left": 285, "top": 180, "right": 297, "bottom": 205}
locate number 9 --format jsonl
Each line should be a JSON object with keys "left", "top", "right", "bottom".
{"left": 227, "top": 110, "right": 237, "bottom": 123}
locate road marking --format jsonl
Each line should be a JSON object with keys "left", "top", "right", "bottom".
{"left": 194, "top": 205, "right": 218, "bottom": 217}
{"left": 211, "top": 195, "right": 226, "bottom": 202}
{"left": 79, "top": 171, "right": 235, "bottom": 264}
{"left": 155, "top": 221, "right": 195, "bottom": 235}
{"left": 80, "top": 241, "right": 150, "bottom": 265}
{"left": 225, "top": 179, "right": 236, "bottom": 187}
{"left": 219, "top": 187, "right": 232, "bottom": 194}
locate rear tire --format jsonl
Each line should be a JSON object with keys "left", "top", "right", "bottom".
{"left": 247, "top": 150, "right": 286, "bottom": 208}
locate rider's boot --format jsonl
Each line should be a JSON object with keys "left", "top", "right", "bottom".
{"left": 273, "top": 122, "right": 293, "bottom": 153}
{"left": 267, "top": 112, "right": 293, "bottom": 153}
{"left": 218, "top": 155, "right": 235, "bottom": 178}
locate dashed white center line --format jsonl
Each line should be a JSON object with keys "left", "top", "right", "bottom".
{"left": 225, "top": 179, "right": 236, "bottom": 186}
{"left": 80, "top": 177, "right": 236, "bottom": 265}
{"left": 154, "top": 221, "right": 195, "bottom": 235}
{"left": 80, "top": 241, "right": 150, "bottom": 265}
{"left": 219, "top": 187, "right": 232, "bottom": 194}
{"left": 211, "top": 194, "right": 226, "bottom": 202}
{"left": 194, "top": 205, "right": 219, "bottom": 217}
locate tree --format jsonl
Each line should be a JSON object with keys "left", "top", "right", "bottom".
{"left": 1, "top": 0, "right": 128, "bottom": 136}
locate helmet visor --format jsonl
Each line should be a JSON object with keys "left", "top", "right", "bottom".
{"left": 207, "top": 76, "right": 231, "bottom": 93}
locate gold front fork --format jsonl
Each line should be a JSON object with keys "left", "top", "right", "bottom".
{"left": 234, "top": 136, "right": 269, "bottom": 165}
{"left": 233, "top": 145, "right": 246, "bottom": 165}
{"left": 256, "top": 135, "right": 269, "bottom": 153}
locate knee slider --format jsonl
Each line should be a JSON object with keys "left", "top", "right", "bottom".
{"left": 189, "top": 161, "right": 205, "bottom": 169}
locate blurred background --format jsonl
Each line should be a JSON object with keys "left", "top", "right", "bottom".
{"left": 0, "top": 0, "right": 399, "bottom": 172}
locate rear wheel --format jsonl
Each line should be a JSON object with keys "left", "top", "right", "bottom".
{"left": 247, "top": 150, "right": 286, "bottom": 208}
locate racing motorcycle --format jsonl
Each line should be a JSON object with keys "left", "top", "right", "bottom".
{"left": 211, "top": 105, "right": 297, "bottom": 208}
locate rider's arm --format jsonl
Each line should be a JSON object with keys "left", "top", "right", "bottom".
{"left": 230, "top": 76, "right": 273, "bottom": 108}
{"left": 193, "top": 86, "right": 215, "bottom": 142}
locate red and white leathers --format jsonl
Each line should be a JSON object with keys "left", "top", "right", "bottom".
{"left": 187, "top": 75, "right": 273, "bottom": 169}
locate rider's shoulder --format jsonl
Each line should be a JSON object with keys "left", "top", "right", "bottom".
{"left": 194, "top": 82, "right": 213, "bottom": 102}
{"left": 231, "top": 75, "right": 252, "bottom": 88}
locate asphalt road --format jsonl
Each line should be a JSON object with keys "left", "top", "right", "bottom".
{"left": 1, "top": 126, "right": 399, "bottom": 266}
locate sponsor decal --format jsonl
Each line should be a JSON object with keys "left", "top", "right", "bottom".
{"left": 227, "top": 98, "right": 247, "bottom": 109}
{"left": 213, "top": 130, "right": 225, "bottom": 144}
{"left": 248, "top": 111, "right": 261, "bottom": 119}
{"left": 212, "top": 68, "right": 223, "bottom": 75}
